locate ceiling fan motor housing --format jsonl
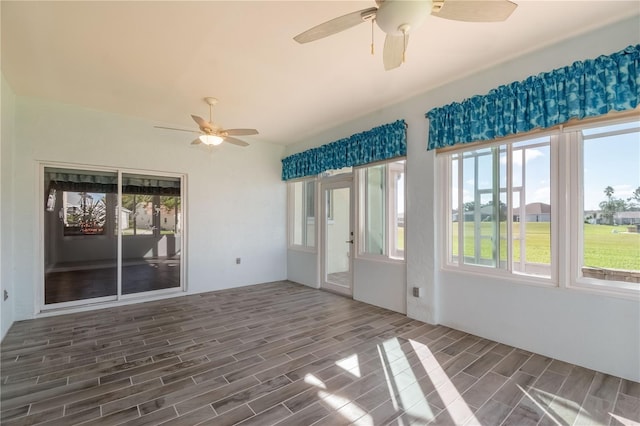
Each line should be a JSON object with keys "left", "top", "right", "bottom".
{"left": 376, "top": 0, "right": 432, "bottom": 36}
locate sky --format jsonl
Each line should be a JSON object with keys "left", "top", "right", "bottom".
{"left": 583, "top": 123, "right": 640, "bottom": 211}
{"left": 455, "top": 120, "right": 640, "bottom": 212}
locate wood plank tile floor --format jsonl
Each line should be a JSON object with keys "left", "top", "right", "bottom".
{"left": 1, "top": 281, "right": 639, "bottom": 425}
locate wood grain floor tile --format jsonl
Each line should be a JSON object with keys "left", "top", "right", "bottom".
{"left": 1, "top": 281, "right": 638, "bottom": 426}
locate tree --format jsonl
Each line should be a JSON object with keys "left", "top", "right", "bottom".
{"left": 599, "top": 186, "right": 628, "bottom": 225}
{"left": 627, "top": 186, "right": 640, "bottom": 211}
{"left": 463, "top": 201, "right": 476, "bottom": 212}
{"left": 481, "top": 199, "right": 507, "bottom": 221}
{"left": 604, "top": 186, "right": 614, "bottom": 199}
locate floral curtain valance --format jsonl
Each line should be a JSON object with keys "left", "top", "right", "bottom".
{"left": 426, "top": 44, "right": 640, "bottom": 150}
{"left": 281, "top": 120, "right": 406, "bottom": 180}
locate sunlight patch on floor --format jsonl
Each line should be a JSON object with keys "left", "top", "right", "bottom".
{"left": 408, "top": 338, "right": 478, "bottom": 425}
{"left": 335, "top": 353, "right": 361, "bottom": 378}
{"left": 609, "top": 413, "right": 637, "bottom": 426}
{"left": 304, "top": 373, "right": 326, "bottom": 389}
{"left": 378, "top": 342, "right": 401, "bottom": 411}
{"left": 526, "top": 385, "right": 584, "bottom": 424}
{"left": 517, "top": 384, "right": 560, "bottom": 423}
{"left": 319, "top": 390, "right": 373, "bottom": 424}
{"left": 378, "top": 337, "right": 437, "bottom": 422}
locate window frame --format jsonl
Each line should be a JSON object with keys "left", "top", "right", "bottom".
{"left": 566, "top": 117, "right": 640, "bottom": 297}
{"left": 440, "top": 132, "right": 557, "bottom": 287}
{"left": 357, "top": 158, "right": 406, "bottom": 263}
{"left": 287, "top": 177, "right": 317, "bottom": 252}
{"left": 388, "top": 161, "right": 405, "bottom": 259}
{"left": 439, "top": 112, "right": 640, "bottom": 299}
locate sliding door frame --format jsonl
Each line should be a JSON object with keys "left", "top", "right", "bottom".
{"left": 37, "top": 161, "right": 188, "bottom": 313}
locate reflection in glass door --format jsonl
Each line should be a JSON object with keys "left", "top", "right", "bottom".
{"left": 44, "top": 168, "right": 118, "bottom": 304}
{"left": 321, "top": 181, "right": 353, "bottom": 296}
{"left": 121, "top": 174, "right": 182, "bottom": 295}
{"left": 43, "top": 166, "right": 183, "bottom": 307}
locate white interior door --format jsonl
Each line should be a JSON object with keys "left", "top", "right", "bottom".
{"left": 321, "top": 179, "right": 354, "bottom": 296}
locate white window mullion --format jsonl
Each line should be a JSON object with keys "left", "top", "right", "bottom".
{"left": 506, "top": 144, "right": 513, "bottom": 272}
{"left": 551, "top": 133, "right": 564, "bottom": 287}
{"left": 303, "top": 182, "right": 309, "bottom": 245}
{"left": 387, "top": 165, "right": 394, "bottom": 258}
{"left": 567, "top": 130, "right": 582, "bottom": 289}
{"left": 491, "top": 147, "right": 500, "bottom": 268}
{"left": 519, "top": 147, "right": 526, "bottom": 272}
{"left": 457, "top": 155, "right": 464, "bottom": 266}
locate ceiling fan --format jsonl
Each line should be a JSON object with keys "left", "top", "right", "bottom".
{"left": 293, "top": 0, "right": 518, "bottom": 71}
{"left": 155, "top": 97, "right": 258, "bottom": 147}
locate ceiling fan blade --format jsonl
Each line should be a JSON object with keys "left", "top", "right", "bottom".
{"left": 432, "top": 0, "right": 517, "bottom": 22}
{"left": 383, "top": 34, "right": 407, "bottom": 71}
{"left": 191, "top": 138, "right": 202, "bottom": 145}
{"left": 223, "top": 128, "right": 259, "bottom": 136}
{"left": 294, "top": 7, "right": 378, "bottom": 44}
{"left": 154, "top": 125, "right": 200, "bottom": 134}
{"left": 191, "top": 114, "right": 214, "bottom": 131}
{"left": 224, "top": 136, "right": 249, "bottom": 147}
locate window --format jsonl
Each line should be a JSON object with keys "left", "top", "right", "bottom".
{"left": 359, "top": 159, "right": 405, "bottom": 260}
{"left": 289, "top": 179, "right": 316, "bottom": 248}
{"left": 447, "top": 138, "right": 552, "bottom": 277}
{"left": 389, "top": 161, "right": 405, "bottom": 259}
{"left": 575, "top": 120, "right": 640, "bottom": 289}
{"left": 442, "top": 115, "right": 640, "bottom": 295}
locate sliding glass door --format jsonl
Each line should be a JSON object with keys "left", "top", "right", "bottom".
{"left": 121, "top": 174, "right": 182, "bottom": 295}
{"left": 43, "top": 166, "right": 184, "bottom": 308}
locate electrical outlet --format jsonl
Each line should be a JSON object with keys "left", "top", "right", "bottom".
{"left": 3, "top": 290, "right": 8, "bottom": 301}
{"left": 236, "top": 258, "right": 241, "bottom": 265}
{"left": 412, "top": 287, "right": 421, "bottom": 298}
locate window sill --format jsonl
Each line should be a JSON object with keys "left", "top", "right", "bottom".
{"left": 441, "top": 264, "right": 640, "bottom": 301}
{"left": 569, "top": 279, "right": 640, "bottom": 301}
{"left": 356, "top": 254, "right": 406, "bottom": 265}
{"left": 287, "top": 245, "right": 317, "bottom": 254}
{"left": 441, "top": 263, "right": 556, "bottom": 289}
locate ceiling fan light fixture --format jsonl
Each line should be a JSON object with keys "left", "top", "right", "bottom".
{"left": 199, "top": 134, "right": 224, "bottom": 146}
{"left": 376, "top": 0, "right": 432, "bottom": 36}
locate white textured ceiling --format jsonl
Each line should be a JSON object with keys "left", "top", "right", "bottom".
{"left": 2, "top": 1, "right": 639, "bottom": 146}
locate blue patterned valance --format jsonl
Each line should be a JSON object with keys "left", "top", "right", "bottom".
{"left": 281, "top": 120, "right": 406, "bottom": 180}
{"left": 426, "top": 44, "right": 640, "bottom": 150}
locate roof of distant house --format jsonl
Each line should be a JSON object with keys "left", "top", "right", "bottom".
{"left": 615, "top": 211, "right": 640, "bottom": 219}
{"left": 524, "top": 202, "right": 551, "bottom": 215}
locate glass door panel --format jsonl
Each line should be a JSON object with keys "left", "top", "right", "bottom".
{"left": 322, "top": 183, "right": 353, "bottom": 295}
{"left": 43, "top": 167, "right": 118, "bottom": 304}
{"left": 121, "top": 174, "right": 182, "bottom": 295}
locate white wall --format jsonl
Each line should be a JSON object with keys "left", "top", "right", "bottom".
{"left": 285, "top": 17, "right": 640, "bottom": 381}
{"left": 354, "top": 259, "right": 406, "bottom": 314}
{"left": 8, "top": 96, "right": 287, "bottom": 321}
{"left": 1, "top": 73, "right": 16, "bottom": 340}
{"left": 287, "top": 250, "right": 318, "bottom": 289}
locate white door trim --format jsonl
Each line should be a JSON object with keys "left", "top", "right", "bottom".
{"left": 320, "top": 177, "right": 354, "bottom": 297}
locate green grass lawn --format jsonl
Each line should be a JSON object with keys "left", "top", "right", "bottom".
{"left": 582, "top": 224, "right": 640, "bottom": 270}
{"left": 452, "top": 222, "right": 640, "bottom": 270}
